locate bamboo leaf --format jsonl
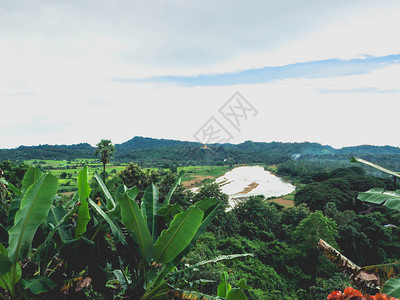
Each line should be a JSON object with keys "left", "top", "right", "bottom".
{"left": 154, "top": 207, "right": 203, "bottom": 264}
{"left": 75, "top": 166, "right": 91, "bottom": 237}
{"left": 119, "top": 186, "right": 154, "bottom": 262}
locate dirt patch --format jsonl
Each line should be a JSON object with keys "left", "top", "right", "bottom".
{"left": 270, "top": 197, "right": 294, "bottom": 207}
{"left": 182, "top": 175, "right": 214, "bottom": 188}
{"left": 234, "top": 182, "right": 259, "bottom": 195}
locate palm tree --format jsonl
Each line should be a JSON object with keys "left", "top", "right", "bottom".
{"left": 95, "top": 139, "right": 115, "bottom": 182}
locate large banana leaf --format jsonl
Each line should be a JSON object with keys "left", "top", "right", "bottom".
{"left": 88, "top": 198, "right": 126, "bottom": 245}
{"left": 364, "top": 262, "right": 400, "bottom": 285}
{"left": 226, "top": 288, "right": 247, "bottom": 300}
{"left": 142, "top": 183, "right": 160, "bottom": 242}
{"left": 75, "top": 166, "right": 91, "bottom": 237}
{"left": 7, "top": 173, "right": 58, "bottom": 289}
{"left": 119, "top": 186, "right": 154, "bottom": 263}
{"left": 20, "top": 276, "right": 57, "bottom": 294}
{"left": 172, "top": 199, "right": 219, "bottom": 265}
{"left": 194, "top": 198, "right": 218, "bottom": 213}
{"left": 351, "top": 157, "right": 400, "bottom": 178}
{"left": 318, "top": 239, "right": 380, "bottom": 292}
{"left": 7, "top": 197, "right": 22, "bottom": 228}
{"left": 32, "top": 204, "right": 78, "bottom": 261}
{"left": 5, "top": 167, "right": 41, "bottom": 228}
{"left": 0, "top": 242, "right": 11, "bottom": 275}
{"left": 0, "top": 263, "right": 21, "bottom": 292}
{"left": 94, "top": 171, "right": 115, "bottom": 210}
{"left": 7, "top": 173, "right": 58, "bottom": 262}
{"left": 358, "top": 188, "right": 400, "bottom": 211}
{"left": 382, "top": 277, "right": 400, "bottom": 297}
{"left": 48, "top": 206, "right": 73, "bottom": 242}
{"left": 157, "top": 203, "right": 183, "bottom": 224}
{"left": 0, "top": 243, "right": 16, "bottom": 293}
{"left": 154, "top": 206, "right": 203, "bottom": 264}
{"left": 21, "top": 167, "right": 44, "bottom": 193}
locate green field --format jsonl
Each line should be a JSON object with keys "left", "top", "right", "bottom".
{"left": 24, "top": 159, "right": 232, "bottom": 191}
{"left": 178, "top": 165, "right": 231, "bottom": 187}
{"left": 25, "top": 159, "right": 129, "bottom": 192}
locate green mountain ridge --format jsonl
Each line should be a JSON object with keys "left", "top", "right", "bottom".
{"left": 0, "top": 136, "right": 399, "bottom": 162}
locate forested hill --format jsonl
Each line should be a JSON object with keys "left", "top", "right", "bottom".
{"left": 115, "top": 136, "right": 198, "bottom": 151}
{"left": 1, "top": 136, "right": 400, "bottom": 162}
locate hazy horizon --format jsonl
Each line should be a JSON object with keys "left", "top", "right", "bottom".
{"left": 2, "top": 135, "right": 400, "bottom": 151}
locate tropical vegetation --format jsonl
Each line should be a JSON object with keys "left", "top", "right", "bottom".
{"left": 3, "top": 141, "right": 400, "bottom": 298}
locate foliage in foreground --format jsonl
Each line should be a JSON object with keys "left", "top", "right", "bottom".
{"left": 0, "top": 166, "right": 252, "bottom": 299}
{"left": 322, "top": 157, "right": 400, "bottom": 299}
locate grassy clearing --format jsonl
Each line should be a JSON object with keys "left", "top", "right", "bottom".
{"left": 265, "top": 165, "right": 278, "bottom": 173}
{"left": 269, "top": 191, "right": 295, "bottom": 207}
{"left": 178, "top": 165, "right": 231, "bottom": 188}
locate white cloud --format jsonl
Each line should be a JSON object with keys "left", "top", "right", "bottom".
{"left": 1, "top": 1, "right": 400, "bottom": 148}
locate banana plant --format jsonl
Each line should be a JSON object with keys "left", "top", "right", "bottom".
{"left": 349, "top": 157, "right": 400, "bottom": 297}
{"left": 118, "top": 188, "right": 220, "bottom": 298}
{"left": 0, "top": 167, "right": 58, "bottom": 298}
{"left": 91, "top": 170, "right": 244, "bottom": 299}
{"left": 0, "top": 166, "right": 123, "bottom": 298}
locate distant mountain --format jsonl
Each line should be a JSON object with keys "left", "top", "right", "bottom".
{"left": 116, "top": 136, "right": 197, "bottom": 151}
{"left": 0, "top": 143, "right": 94, "bottom": 161}
{"left": 1, "top": 136, "right": 400, "bottom": 162}
{"left": 338, "top": 145, "right": 400, "bottom": 155}
{"left": 225, "top": 141, "right": 335, "bottom": 155}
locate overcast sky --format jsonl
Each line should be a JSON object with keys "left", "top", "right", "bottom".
{"left": 1, "top": 0, "right": 400, "bottom": 149}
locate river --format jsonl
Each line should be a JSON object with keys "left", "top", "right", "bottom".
{"left": 214, "top": 166, "right": 296, "bottom": 209}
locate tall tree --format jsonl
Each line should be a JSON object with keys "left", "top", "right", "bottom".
{"left": 294, "top": 210, "right": 338, "bottom": 284}
{"left": 95, "top": 139, "right": 115, "bottom": 182}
